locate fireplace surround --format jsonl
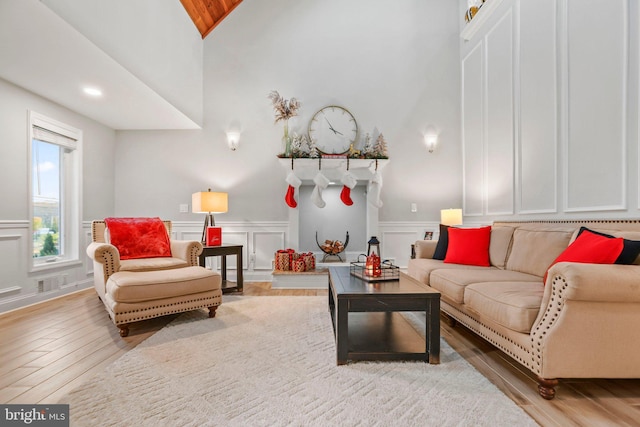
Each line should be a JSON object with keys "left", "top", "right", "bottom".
{"left": 279, "top": 158, "right": 389, "bottom": 259}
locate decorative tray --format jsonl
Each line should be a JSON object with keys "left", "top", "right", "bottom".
{"left": 350, "top": 258, "right": 399, "bottom": 282}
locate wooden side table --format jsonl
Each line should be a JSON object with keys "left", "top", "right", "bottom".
{"left": 199, "top": 244, "right": 243, "bottom": 293}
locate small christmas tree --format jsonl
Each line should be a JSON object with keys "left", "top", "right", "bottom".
{"left": 361, "top": 133, "right": 373, "bottom": 158}
{"left": 291, "top": 133, "right": 303, "bottom": 158}
{"left": 372, "top": 133, "right": 389, "bottom": 158}
{"left": 309, "top": 139, "right": 320, "bottom": 158}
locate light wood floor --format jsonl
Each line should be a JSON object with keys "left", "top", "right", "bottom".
{"left": 1, "top": 283, "right": 639, "bottom": 426}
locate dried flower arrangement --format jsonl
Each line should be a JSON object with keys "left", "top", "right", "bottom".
{"left": 269, "top": 90, "right": 302, "bottom": 157}
{"left": 268, "top": 90, "right": 301, "bottom": 123}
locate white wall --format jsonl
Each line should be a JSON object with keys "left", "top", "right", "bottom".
{"left": 41, "top": 0, "right": 204, "bottom": 126}
{"left": 113, "top": 0, "right": 462, "bottom": 224}
{"left": 0, "top": 78, "right": 116, "bottom": 312}
{"left": 460, "top": 0, "right": 640, "bottom": 220}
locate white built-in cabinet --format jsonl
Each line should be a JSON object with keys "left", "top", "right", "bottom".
{"left": 460, "top": 0, "right": 632, "bottom": 218}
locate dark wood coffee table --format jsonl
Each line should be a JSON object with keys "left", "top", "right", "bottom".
{"left": 328, "top": 266, "right": 440, "bottom": 365}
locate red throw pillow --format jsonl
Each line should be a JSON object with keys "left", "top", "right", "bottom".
{"left": 543, "top": 229, "right": 623, "bottom": 284}
{"left": 444, "top": 226, "right": 491, "bottom": 267}
{"left": 104, "top": 217, "right": 172, "bottom": 260}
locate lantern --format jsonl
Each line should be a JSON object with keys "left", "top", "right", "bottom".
{"left": 365, "top": 252, "right": 382, "bottom": 277}
{"left": 367, "top": 236, "right": 380, "bottom": 256}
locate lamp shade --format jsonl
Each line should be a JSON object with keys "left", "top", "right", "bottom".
{"left": 440, "top": 208, "right": 463, "bottom": 226}
{"left": 192, "top": 191, "right": 228, "bottom": 214}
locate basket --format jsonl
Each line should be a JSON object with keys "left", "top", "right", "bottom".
{"left": 350, "top": 255, "right": 399, "bottom": 282}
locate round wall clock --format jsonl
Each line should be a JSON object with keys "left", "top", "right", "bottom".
{"left": 308, "top": 106, "right": 358, "bottom": 154}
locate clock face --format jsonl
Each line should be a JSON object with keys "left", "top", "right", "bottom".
{"left": 308, "top": 106, "right": 358, "bottom": 154}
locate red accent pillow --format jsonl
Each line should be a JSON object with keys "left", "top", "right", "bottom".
{"left": 543, "top": 229, "right": 623, "bottom": 284}
{"left": 444, "top": 226, "right": 491, "bottom": 267}
{"left": 104, "top": 217, "right": 172, "bottom": 260}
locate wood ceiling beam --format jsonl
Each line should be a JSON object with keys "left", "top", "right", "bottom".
{"left": 180, "top": 0, "right": 243, "bottom": 39}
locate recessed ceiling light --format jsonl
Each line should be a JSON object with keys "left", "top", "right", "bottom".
{"left": 82, "top": 87, "right": 103, "bottom": 97}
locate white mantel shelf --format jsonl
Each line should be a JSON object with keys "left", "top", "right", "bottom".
{"left": 278, "top": 158, "right": 389, "bottom": 181}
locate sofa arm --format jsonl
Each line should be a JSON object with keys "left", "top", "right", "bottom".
{"left": 531, "top": 261, "right": 640, "bottom": 381}
{"left": 413, "top": 240, "right": 438, "bottom": 259}
{"left": 546, "top": 262, "right": 640, "bottom": 303}
{"left": 86, "top": 242, "right": 121, "bottom": 283}
{"left": 170, "top": 240, "right": 203, "bottom": 266}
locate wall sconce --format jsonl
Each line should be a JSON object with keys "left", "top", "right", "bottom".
{"left": 424, "top": 133, "right": 438, "bottom": 153}
{"left": 227, "top": 131, "right": 240, "bottom": 151}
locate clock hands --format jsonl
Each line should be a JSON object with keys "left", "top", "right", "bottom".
{"left": 324, "top": 117, "right": 344, "bottom": 136}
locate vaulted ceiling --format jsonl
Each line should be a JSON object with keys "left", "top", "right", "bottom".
{"left": 180, "top": 0, "right": 243, "bottom": 38}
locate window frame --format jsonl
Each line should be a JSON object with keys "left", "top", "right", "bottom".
{"left": 28, "top": 111, "right": 83, "bottom": 272}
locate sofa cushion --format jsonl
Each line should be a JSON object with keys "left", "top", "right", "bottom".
{"left": 430, "top": 268, "right": 537, "bottom": 304}
{"left": 489, "top": 226, "right": 515, "bottom": 269}
{"left": 104, "top": 217, "right": 172, "bottom": 260}
{"left": 506, "top": 227, "right": 574, "bottom": 277}
{"left": 119, "top": 257, "right": 189, "bottom": 272}
{"left": 106, "top": 266, "right": 221, "bottom": 303}
{"left": 444, "top": 226, "right": 491, "bottom": 266}
{"left": 464, "top": 281, "right": 544, "bottom": 333}
{"left": 407, "top": 258, "right": 488, "bottom": 286}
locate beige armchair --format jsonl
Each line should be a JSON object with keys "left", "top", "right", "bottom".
{"left": 87, "top": 220, "right": 222, "bottom": 337}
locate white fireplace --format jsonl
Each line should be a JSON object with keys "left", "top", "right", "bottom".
{"left": 279, "top": 158, "right": 388, "bottom": 261}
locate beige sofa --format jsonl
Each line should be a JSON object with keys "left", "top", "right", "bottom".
{"left": 408, "top": 220, "right": 640, "bottom": 399}
{"left": 87, "top": 220, "right": 222, "bottom": 337}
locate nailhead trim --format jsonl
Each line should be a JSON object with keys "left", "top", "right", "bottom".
{"left": 113, "top": 295, "right": 222, "bottom": 324}
{"left": 444, "top": 305, "right": 534, "bottom": 370}
{"left": 530, "top": 275, "right": 569, "bottom": 374}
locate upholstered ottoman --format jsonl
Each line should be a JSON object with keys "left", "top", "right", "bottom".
{"left": 103, "top": 266, "right": 222, "bottom": 337}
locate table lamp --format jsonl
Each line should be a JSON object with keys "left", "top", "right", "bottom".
{"left": 440, "top": 208, "right": 463, "bottom": 226}
{"left": 192, "top": 189, "right": 228, "bottom": 245}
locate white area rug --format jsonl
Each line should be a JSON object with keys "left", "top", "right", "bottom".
{"left": 63, "top": 296, "right": 537, "bottom": 426}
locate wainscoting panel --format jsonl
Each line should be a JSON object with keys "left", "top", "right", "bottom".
{"left": 379, "top": 221, "right": 440, "bottom": 269}
{"left": 518, "top": 0, "right": 558, "bottom": 214}
{"left": 0, "top": 221, "right": 94, "bottom": 314}
{"left": 0, "top": 231, "right": 24, "bottom": 296}
{"left": 485, "top": 9, "right": 514, "bottom": 216}
{"left": 218, "top": 231, "right": 249, "bottom": 270}
{"left": 379, "top": 230, "right": 420, "bottom": 269}
{"left": 564, "top": 0, "right": 627, "bottom": 211}
{"left": 253, "top": 231, "right": 285, "bottom": 270}
{"left": 462, "top": 42, "right": 485, "bottom": 217}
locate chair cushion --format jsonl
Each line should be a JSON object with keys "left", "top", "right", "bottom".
{"left": 464, "top": 282, "right": 544, "bottom": 333}
{"left": 120, "top": 257, "right": 189, "bottom": 272}
{"left": 430, "top": 268, "right": 538, "bottom": 304}
{"left": 106, "top": 266, "right": 221, "bottom": 303}
{"left": 104, "top": 217, "right": 172, "bottom": 260}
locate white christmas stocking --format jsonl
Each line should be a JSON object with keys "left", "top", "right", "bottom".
{"left": 368, "top": 171, "right": 383, "bottom": 208}
{"left": 311, "top": 172, "right": 330, "bottom": 208}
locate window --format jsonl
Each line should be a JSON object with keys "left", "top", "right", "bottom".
{"left": 29, "top": 111, "right": 82, "bottom": 271}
